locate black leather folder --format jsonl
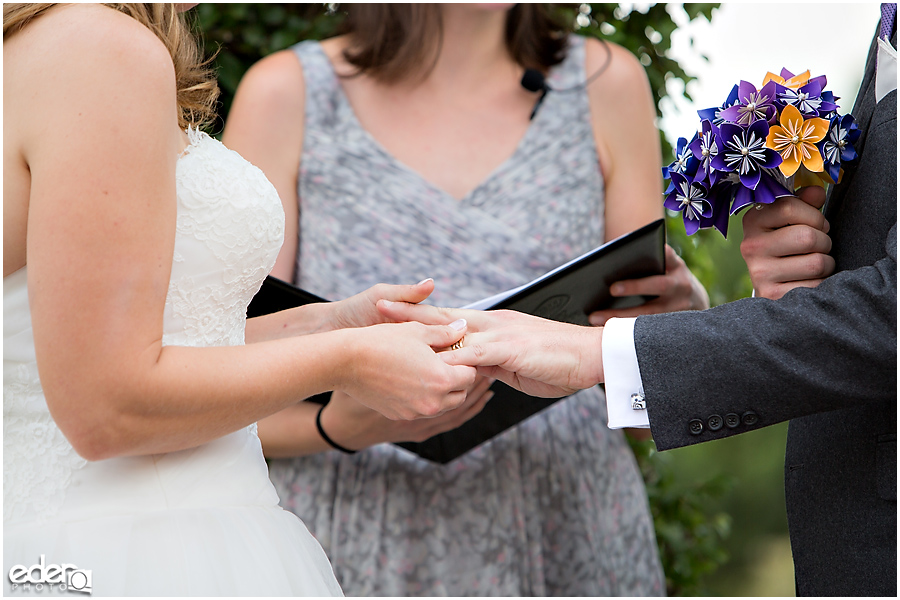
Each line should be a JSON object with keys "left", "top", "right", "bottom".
{"left": 247, "top": 218, "right": 666, "bottom": 463}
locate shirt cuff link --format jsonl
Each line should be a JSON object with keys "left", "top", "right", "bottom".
{"left": 631, "top": 393, "right": 646, "bottom": 410}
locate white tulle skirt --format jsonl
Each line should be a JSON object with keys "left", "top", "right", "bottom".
{"left": 3, "top": 425, "right": 343, "bottom": 597}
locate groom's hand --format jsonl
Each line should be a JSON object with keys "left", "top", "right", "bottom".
{"left": 378, "top": 300, "right": 605, "bottom": 397}
{"left": 741, "top": 186, "right": 835, "bottom": 300}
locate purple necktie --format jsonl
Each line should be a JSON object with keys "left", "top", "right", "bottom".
{"left": 881, "top": 3, "right": 896, "bottom": 41}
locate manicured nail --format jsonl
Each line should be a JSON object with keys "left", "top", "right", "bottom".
{"left": 449, "top": 318, "right": 467, "bottom": 331}
{"left": 417, "top": 278, "right": 433, "bottom": 285}
{"left": 381, "top": 299, "right": 394, "bottom": 307}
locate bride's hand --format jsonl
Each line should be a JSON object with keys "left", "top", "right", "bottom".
{"left": 246, "top": 279, "right": 437, "bottom": 343}
{"left": 319, "top": 376, "right": 494, "bottom": 450}
{"left": 588, "top": 244, "right": 709, "bottom": 326}
{"left": 337, "top": 320, "right": 477, "bottom": 420}
{"left": 327, "top": 278, "right": 437, "bottom": 331}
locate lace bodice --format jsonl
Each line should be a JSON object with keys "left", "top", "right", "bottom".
{"left": 3, "top": 128, "right": 285, "bottom": 525}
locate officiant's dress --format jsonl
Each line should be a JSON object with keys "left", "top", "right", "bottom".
{"left": 3, "top": 129, "right": 343, "bottom": 596}
{"left": 266, "top": 37, "right": 665, "bottom": 596}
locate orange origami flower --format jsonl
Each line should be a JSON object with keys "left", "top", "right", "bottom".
{"left": 762, "top": 69, "right": 811, "bottom": 90}
{"left": 765, "top": 104, "right": 829, "bottom": 177}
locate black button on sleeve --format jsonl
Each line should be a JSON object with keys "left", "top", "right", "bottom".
{"left": 689, "top": 419, "right": 704, "bottom": 435}
{"left": 742, "top": 411, "right": 759, "bottom": 426}
{"left": 708, "top": 414, "right": 724, "bottom": 431}
{"left": 725, "top": 413, "right": 741, "bottom": 428}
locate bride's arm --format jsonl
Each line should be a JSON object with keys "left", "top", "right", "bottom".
{"left": 245, "top": 279, "right": 443, "bottom": 342}
{"left": 16, "top": 6, "right": 474, "bottom": 462}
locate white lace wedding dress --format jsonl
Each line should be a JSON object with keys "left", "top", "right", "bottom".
{"left": 3, "top": 129, "right": 343, "bottom": 596}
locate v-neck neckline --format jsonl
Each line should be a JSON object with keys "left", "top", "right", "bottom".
{"left": 311, "top": 43, "right": 547, "bottom": 204}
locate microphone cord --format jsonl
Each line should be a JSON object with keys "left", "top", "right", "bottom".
{"left": 523, "top": 37, "right": 613, "bottom": 119}
{"left": 549, "top": 37, "right": 613, "bottom": 93}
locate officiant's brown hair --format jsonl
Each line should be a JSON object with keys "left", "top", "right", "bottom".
{"left": 337, "top": 3, "right": 568, "bottom": 84}
{"left": 3, "top": 3, "right": 218, "bottom": 129}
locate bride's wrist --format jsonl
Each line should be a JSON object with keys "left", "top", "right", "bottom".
{"left": 319, "top": 299, "right": 344, "bottom": 333}
{"left": 305, "top": 301, "right": 340, "bottom": 334}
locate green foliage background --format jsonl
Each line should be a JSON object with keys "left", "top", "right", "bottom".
{"left": 194, "top": 3, "right": 791, "bottom": 595}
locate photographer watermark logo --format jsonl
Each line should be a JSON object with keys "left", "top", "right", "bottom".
{"left": 8, "top": 555, "right": 92, "bottom": 594}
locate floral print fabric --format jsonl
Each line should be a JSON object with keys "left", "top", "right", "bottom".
{"left": 267, "top": 37, "right": 665, "bottom": 596}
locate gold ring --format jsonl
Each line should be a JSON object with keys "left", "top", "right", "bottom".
{"left": 754, "top": 203, "right": 764, "bottom": 210}
{"left": 449, "top": 337, "right": 465, "bottom": 351}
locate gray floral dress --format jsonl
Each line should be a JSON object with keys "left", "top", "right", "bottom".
{"left": 267, "top": 37, "right": 665, "bottom": 596}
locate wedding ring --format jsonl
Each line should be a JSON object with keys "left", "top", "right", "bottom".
{"left": 449, "top": 337, "right": 465, "bottom": 351}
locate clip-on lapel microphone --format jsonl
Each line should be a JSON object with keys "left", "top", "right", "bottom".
{"left": 519, "top": 38, "right": 613, "bottom": 121}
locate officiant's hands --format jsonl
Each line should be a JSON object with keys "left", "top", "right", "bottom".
{"left": 741, "top": 186, "right": 834, "bottom": 300}
{"left": 588, "top": 244, "right": 709, "bottom": 326}
{"left": 378, "top": 301, "right": 604, "bottom": 398}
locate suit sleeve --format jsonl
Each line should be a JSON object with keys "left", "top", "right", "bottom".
{"left": 635, "top": 223, "right": 897, "bottom": 451}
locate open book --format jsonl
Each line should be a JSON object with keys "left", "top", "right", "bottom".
{"left": 248, "top": 218, "right": 666, "bottom": 463}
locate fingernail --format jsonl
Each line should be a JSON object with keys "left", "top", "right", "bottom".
{"left": 823, "top": 219, "right": 830, "bottom": 234}
{"left": 611, "top": 284, "right": 623, "bottom": 295}
{"left": 381, "top": 299, "right": 394, "bottom": 307}
{"left": 417, "top": 278, "right": 433, "bottom": 286}
{"left": 449, "top": 318, "right": 467, "bottom": 331}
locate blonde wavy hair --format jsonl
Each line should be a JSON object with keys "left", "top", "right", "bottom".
{"left": 3, "top": 3, "right": 218, "bottom": 129}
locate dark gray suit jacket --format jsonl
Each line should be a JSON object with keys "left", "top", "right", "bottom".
{"left": 635, "top": 26, "right": 897, "bottom": 596}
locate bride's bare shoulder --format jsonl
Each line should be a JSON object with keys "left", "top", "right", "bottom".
{"left": 5, "top": 3, "right": 177, "bottom": 145}
{"left": 5, "top": 4, "right": 174, "bottom": 87}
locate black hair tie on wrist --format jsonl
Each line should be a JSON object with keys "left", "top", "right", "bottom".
{"left": 315, "top": 403, "right": 357, "bottom": 454}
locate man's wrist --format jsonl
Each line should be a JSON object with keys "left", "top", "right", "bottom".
{"left": 581, "top": 325, "right": 605, "bottom": 387}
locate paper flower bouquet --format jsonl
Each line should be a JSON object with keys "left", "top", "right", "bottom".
{"left": 664, "top": 69, "right": 860, "bottom": 236}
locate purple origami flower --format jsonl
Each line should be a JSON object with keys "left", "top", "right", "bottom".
{"left": 664, "top": 171, "right": 713, "bottom": 235}
{"left": 720, "top": 80, "right": 779, "bottom": 125}
{"left": 776, "top": 78, "right": 837, "bottom": 118}
{"left": 712, "top": 120, "right": 782, "bottom": 189}
{"left": 729, "top": 172, "right": 792, "bottom": 214}
{"left": 689, "top": 120, "right": 721, "bottom": 185}
{"left": 698, "top": 84, "right": 740, "bottom": 126}
{"left": 666, "top": 68, "right": 853, "bottom": 238}
{"left": 819, "top": 113, "right": 860, "bottom": 183}
{"left": 695, "top": 181, "right": 736, "bottom": 237}
{"left": 816, "top": 90, "right": 840, "bottom": 119}
{"left": 663, "top": 135, "right": 700, "bottom": 193}
{"left": 663, "top": 136, "right": 699, "bottom": 179}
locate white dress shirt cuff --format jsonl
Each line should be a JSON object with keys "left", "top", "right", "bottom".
{"left": 602, "top": 317, "right": 650, "bottom": 429}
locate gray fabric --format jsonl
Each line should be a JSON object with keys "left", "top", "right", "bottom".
{"left": 636, "top": 25, "right": 897, "bottom": 597}
{"left": 266, "top": 37, "right": 666, "bottom": 596}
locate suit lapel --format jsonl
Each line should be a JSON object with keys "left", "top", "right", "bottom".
{"left": 825, "top": 25, "right": 895, "bottom": 219}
